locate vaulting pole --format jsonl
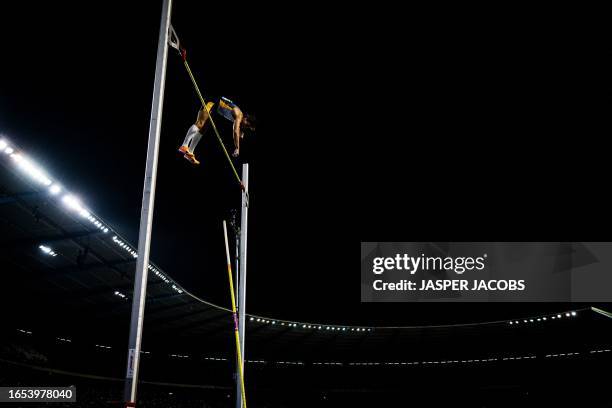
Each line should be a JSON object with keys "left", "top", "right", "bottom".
{"left": 123, "top": 0, "right": 172, "bottom": 405}
{"left": 236, "top": 163, "right": 249, "bottom": 408}
{"left": 223, "top": 221, "right": 248, "bottom": 408}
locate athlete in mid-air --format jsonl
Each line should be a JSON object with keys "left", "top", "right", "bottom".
{"left": 216, "top": 97, "right": 256, "bottom": 158}
{"left": 178, "top": 97, "right": 255, "bottom": 165}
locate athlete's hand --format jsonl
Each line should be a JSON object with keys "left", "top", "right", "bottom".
{"left": 232, "top": 148, "right": 240, "bottom": 157}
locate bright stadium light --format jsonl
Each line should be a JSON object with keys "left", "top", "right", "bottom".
{"left": 49, "top": 184, "right": 62, "bottom": 195}
{"left": 39, "top": 245, "right": 58, "bottom": 257}
{"left": 11, "top": 154, "right": 52, "bottom": 186}
{"left": 4, "top": 147, "right": 14, "bottom": 154}
{"left": 571, "top": 311, "right": 577, "bottom": 317}
{"left": 0, "top": 140, "right": 7, "bottom": 150}
{"left": 62, "top": 194, "right": 84, "bottom": 212}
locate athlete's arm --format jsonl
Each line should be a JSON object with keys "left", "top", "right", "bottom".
{"left": 232, "top": 107, "right": 243, "bottom": 157}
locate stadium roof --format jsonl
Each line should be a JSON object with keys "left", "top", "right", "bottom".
{"left": 0, "top": 136, "right": 385, "bottom": 351}
{"left": 1, "top": 135, "right": 608, "bottom": 361}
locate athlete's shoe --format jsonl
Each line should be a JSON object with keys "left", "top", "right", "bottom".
{"left": 184, "top": 152, "right": 200, "bottom": 165}
{"left": 178, "top": 145, "right": 190, "bottom": 155}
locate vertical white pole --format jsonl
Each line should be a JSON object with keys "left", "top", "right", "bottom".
{"left": 123, "top": 0, "right": 172, "bottom": 404}
{"left": 236, "top": 163, "right": 249, "bottom": 408}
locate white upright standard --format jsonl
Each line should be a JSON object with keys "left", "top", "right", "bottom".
{"left": 123, "top": 0, "right": 173, "bottom": 404}
{"left": 236, "top": 163, "right": 249, "bottom": 408}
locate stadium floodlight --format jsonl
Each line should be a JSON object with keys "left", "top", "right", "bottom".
{"left": 4, "top": 147, "right": 14, "bottom": 154}
{"left": 557, "top": 314, "right": 562, "bottom": 318}
{"left": 49, "top": 184, "right": 62, "bottom": 195}
{"left": 0, "top": 140, "right": 7, "bottom": 150}
{"left": 565, "top": 312, "right": 571, "bottom": 317}
{"left": 39, "top": 245, "right": 57, "bottom": 257}
{"left": 11, "top": 154, "right": 52, "bottom": 186}
{"left": 571, "top": 311, "right": 577, "bottom": 316}
{"left": 62, "top": 194, "right": 84, "bottom": 212}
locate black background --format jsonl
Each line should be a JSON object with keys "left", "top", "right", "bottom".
{"left": 1, "top": 2, "right": 609, "bottom": 327}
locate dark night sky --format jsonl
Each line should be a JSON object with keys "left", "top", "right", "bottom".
{"left": 1, "top": 3, "right": 609, "bottom": 325}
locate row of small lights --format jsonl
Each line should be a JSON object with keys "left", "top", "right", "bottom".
{"left": 248, "top": 311, "right": 580, "bottom": 334}
{"left": 150, "top": 265, "right": 170, "bottom": 284}
{"left": 248, "top": 317, "right": 372, "bottom": 333}
{"left": 112, "top": 236, "right": 137, "bottom": 259}
{"left": 14, "top": 330, "right": 611, "bottom": 365}
{"left": 38, "top": 245, "right": 58, "bottom": 257}
{"left": 192, "top": 350, "right": 612, "bottom": 366}
{"left": 545, "top": 352, "right": 581, "bottom": 358}
{"left": 111, "top": 235, "right": 182, "bottom": 293}
{"left": 62, "top": 195, "right": 109, "bottom": 234}
{"left": 110, "top": 235, "right": 183, "bottom": 294}
{"left": 508, "top": 311, "right": 577, "bottom": 325}
{"left": 1, "top": 139, "right": 52, "bottom": 188}
{"left": 114, "top": 291, "right": 128, "bottom": 299}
